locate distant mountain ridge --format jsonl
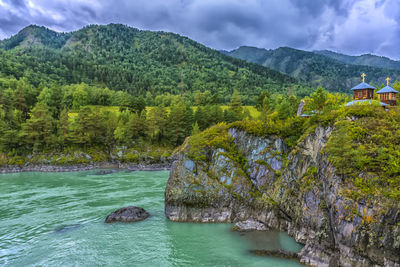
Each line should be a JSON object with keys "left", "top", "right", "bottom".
{"left": 314, "top": 50, "right": 400, "bottom": 70}
{"left": 0, "top": 24, "right": 305, "bottom": 104}
{"left": 226, "top": 46, "right": 400, "bottom": 92}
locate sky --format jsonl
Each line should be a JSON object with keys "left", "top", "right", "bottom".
{"left": 0, "top": 0, "right": 400, "bottom": 59}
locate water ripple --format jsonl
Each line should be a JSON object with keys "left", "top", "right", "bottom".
{"left": 0, "top": 170, "right": 303, "bottom": 267}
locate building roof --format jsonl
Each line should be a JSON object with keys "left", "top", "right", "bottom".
{"left": 345, "top": 99, "right": 388, "bottom": 107}
{"left": 376, "top": 86, "right": 399, "bottom": 94}
{"left": 351, "top": 82, "right": 376, "bottom": 90}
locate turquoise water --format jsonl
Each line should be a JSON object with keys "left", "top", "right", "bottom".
{"left": 0, "top": 170, "right": 304, "bottom": 266}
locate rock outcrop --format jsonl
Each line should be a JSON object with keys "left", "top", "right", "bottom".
{"left": 165, "top": 126, "right": 400, "bottom": 266}
{"left": 232, "top": 219, "right": 268, "bottom": 231}
{"left": 105, "top": 206, "right": 150, "bottom": 223}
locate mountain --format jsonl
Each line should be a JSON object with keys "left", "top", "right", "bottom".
{"left": 226, "top": 46, "right": 400, "bottom": 92}
{"left": 315, "top": 50, "right": 400, "bottom": 70}
{"left": 0, "top": 25, "right": 71, "bottom": 50}
{"left": 0, "top": 24, "right": 306, "bottom": 103}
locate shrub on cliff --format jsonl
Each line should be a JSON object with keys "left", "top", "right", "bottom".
{"left": 325, "top": 105, "right": 400, "bottom": 203}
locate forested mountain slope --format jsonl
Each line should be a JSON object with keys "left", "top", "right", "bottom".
{"left": 226, "top": 46, "right": 400, "bottom": 92}
{"left": 0, "top": 24, "right": 308, "bottom": 103}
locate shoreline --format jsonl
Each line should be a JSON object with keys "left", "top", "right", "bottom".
{"left": 0, "top": 162, "right": 171, "bottom": 174}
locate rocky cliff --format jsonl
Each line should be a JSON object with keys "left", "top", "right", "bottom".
{"left": 165, "top": 125, "right": 400, "bottom": 266}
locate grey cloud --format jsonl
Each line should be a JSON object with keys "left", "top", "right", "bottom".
{"left": 0, "top": 0, "right": 399, "bottom": 59}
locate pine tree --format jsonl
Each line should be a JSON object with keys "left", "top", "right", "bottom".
{"left": 191, "top": 122, "right": 200, "bottom": 135}
{"left": 167, "top": 101, "right": 189, "bottom": 146}
{"left": 19, "top": 103, "right": 55, "bottom": 151}
{"left": 310, "top": 86, "right": 327, "bottom": 112}
{"left": 114, "top": 110, "right": 133, "bottom": 145}
{"left": 58, "top": 108, "right": 69, "bottom": 147}
{"left": 230, "top": 90, "right": 243, "bottom": 114}
{"left": 146, "top": 107, "right": 167, "bottom": 142}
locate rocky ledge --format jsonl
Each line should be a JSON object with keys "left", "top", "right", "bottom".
{"left": 232, "top": 219, "right": 268, "bottom": 231}
{"left": 105, "top": 206, "right": 150, "bottom": 223}
{"left": 165, "top": 126, "right": 400, "bottom": 266}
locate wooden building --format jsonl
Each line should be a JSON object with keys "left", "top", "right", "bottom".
{"left": 351, "top": 73, "right": 376, "bottom": 100}
{"left": 346, "top": 73, "right": 388, "bottom": 108}
{"left": 376, "top": 78, "right": 398, "bottom": 106}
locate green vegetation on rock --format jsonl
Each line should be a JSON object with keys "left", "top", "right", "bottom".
{"left": 325, "top": 104, "right": 400, "bottom": 202}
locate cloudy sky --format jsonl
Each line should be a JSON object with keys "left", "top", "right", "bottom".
{"left": 0, "top": 0, "right": 400, "bottom": 59}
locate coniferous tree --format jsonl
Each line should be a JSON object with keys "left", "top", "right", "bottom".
{"left": 114, "top": 110, "right": 133, "bottom": 145}
{"left": 58, "top": 108, "right": 70, "bottom": 147}
{"left": 19, "top": 103, "right": 55, "bottom": 151}
{"left": 230, "top": 90, "right": 243, "bottom": 114}
{"left": 69, "top": 106, "right": 93, "bottom": 147}
{"left": 146, "top": 106, "right": 167, "bottom": 142}
{"left": 167, "top": 101, "right": 191, "bottom": 146}
{"left": 191, "top": 121, "right": 200, "bottom": 135}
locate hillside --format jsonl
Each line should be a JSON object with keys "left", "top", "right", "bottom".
{"left": 315, "top": 50, "right": 400, "bottom": 70}
{"left": 0, "top": 24, "right": 306, "bottom": 103}
{"left": 226, "top": 46, "right": 400, "bottom": 92}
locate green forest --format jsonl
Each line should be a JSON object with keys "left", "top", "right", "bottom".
{"left": 0, "top": 24, "right": 313, "bottom": 104}
{"left": 0, "top": 72, "right": 305, "bottom": 166}
{"left": 0, "top": 23, "right": 315, "bottom": 165}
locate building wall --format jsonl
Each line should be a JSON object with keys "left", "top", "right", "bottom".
{"left": 353, "top": 89, "right": 374, "bottom": 100}
{"left": 379, "top": 92, "right": 397, "bottom": 105}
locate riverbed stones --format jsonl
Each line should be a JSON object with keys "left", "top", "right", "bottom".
{"left": 105, "top": 206, "right": 150, "bottom": 223}
{"left": 232, "top": 219, "right": 268, "bottom": 231}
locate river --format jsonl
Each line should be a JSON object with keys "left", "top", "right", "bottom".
{"left": 0, "top": 170, "right": 304, "bottom": 266}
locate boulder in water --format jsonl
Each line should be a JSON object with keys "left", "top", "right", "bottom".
{"left": 105, "top": 206, "right": 150, "bottom": 223}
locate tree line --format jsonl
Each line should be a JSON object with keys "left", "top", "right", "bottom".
{"left": 0, "top": 77, "right": 252, "bottom": 155}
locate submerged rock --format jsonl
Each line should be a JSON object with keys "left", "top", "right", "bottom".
{"left": 250, "top": 249, "right": 300, "bottom": 260}
{"left": 95, "top": 169, "right": 119, "bottom": 175}
{"left": 232, "top": 220, "right": 268, "bottom": 231}
{"left": 105, "top": 206, "right": 150, "bottom": 223}
{"left": 54, "top": 224, "right": 83, "bottom": 234}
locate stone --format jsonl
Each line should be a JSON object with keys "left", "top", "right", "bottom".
{"left": 232, "top": 219, "right": 268, "bottom": 231}
{"left": 105, "top": 206, "right": 150, "bottom": 223}
{"left": 297, "top": 100, "right": 305, "bottom": 116}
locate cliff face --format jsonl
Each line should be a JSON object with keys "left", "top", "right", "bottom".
{"left": 165, "top": 126, "right": 400, "bottom": 266}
